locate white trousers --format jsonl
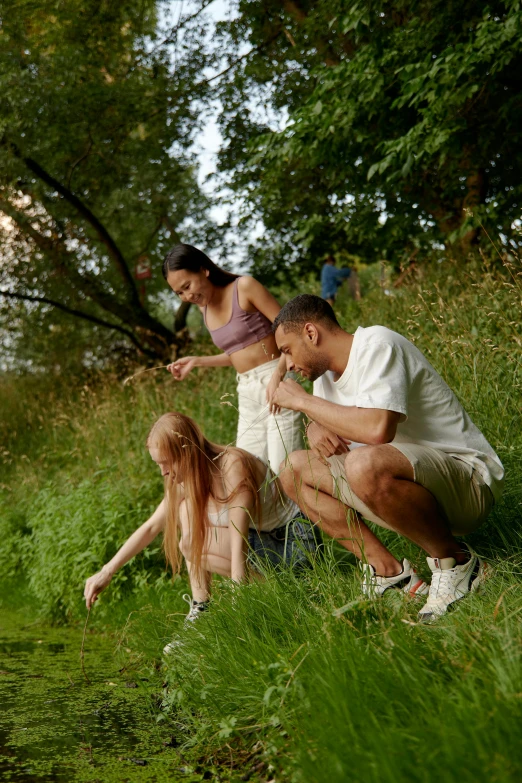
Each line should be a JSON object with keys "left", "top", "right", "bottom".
{"left": 235, "top": 359, "right": 304, "bottom": 474}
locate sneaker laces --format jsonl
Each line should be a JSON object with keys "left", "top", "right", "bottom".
{"left": 182, "top": 593, "right": 207, "bottom": 622}
{"left": 427, "top": 565, "right": 458, "bottom": 603}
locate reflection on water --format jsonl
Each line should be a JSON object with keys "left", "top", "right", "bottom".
{"left": 0, "top": 611, "right": 192, "bottom": 782}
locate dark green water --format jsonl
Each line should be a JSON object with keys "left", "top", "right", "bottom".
{"left": 0, "top": 610, "right": 201, "bottom": 782}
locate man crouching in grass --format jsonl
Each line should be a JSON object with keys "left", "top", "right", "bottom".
{"left": 270, "top": 294, "right": 504, "bottom": 622}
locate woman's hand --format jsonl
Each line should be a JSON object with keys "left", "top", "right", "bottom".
{"left": 84, "top": 567, "right": 113, "bottom": 609}
{"left": 307, "top": 421, "right": 350, "bottom": 459}
{"left": 166, "top": 356, "right": 198, "bottom": 381}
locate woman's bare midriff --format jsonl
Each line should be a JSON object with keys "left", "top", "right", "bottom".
{"left": 229, "top": 333, "right": 281, "bottom": 374}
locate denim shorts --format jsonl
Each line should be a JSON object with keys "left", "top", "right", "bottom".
{"left": 247, "top": 515, "right": 321, "bottom": 572}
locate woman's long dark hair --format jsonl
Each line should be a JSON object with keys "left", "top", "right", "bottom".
{"left": 162, "top": 244, "right": 238, "bottom": 287}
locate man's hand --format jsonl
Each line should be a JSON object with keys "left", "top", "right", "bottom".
{"left": 272, "top": 378, "right": 309, "bottom": 411}
{"left": 266, "top": 371, "right": 284, "bottom": 414}
{"left": 307, "top": 421, "right": 350, "bottom": 459}
{"left": 166, "top": 356, "right": 198, "bottom": 381}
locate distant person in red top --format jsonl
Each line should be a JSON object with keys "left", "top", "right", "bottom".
{"left": 321, "top": 255, "right": 356, "bottom": 307}
{"left": 162, "top": 244, "right": 303, "bottom": 473}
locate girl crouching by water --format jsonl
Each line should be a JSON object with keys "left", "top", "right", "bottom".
{"left": 84, "top": 413, "right": 318, "bottom": 651}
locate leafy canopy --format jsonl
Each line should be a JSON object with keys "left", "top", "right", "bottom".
{"left": 0, "top": 0, "right": 219, "bottom": 366}
{"left": 214, "top": 0, "right": 522, "bottom": 281}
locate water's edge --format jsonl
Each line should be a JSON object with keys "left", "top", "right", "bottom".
{"left": 0, "top": 607, "right": 201, "bottom": 782}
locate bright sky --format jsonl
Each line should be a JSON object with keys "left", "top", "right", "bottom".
{"left": 184, "top": 0, "right": 265, "bottom": 265}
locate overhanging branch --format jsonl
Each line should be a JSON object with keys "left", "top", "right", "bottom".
{"left": 0, "top": 289, "right": 157, "bottom": 357}
{"left": 3, "top": 139, "right": 141, "bottom": 308}
{"left": 0, "top": 194, "right": 175, "bottom": 343}
{"left": 200, "top": 30, "right": 283, "bottom": 86}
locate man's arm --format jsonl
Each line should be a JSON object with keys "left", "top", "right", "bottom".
{"left": 273, "top": 380, "right": 400, "bottom": 445}
{"left": 333, "top": 267, "right": 352, "bottom": 281}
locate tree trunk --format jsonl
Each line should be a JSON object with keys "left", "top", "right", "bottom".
{"left": 174, "top": 301, "right": 191, "bottom": 332}
{"left": 422, "top": 165, "right": 486, "bottom": 258}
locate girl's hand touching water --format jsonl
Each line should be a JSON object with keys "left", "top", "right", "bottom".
{"left": 84, "top": 567, "right": 113, "bottom": 609}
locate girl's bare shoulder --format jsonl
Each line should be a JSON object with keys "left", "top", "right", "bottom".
{"left": 220, "top": 447, "right": 248, "bottom": 474}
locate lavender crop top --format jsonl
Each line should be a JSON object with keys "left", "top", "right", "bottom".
{"left": 203, "top": 278, "right": 273, "bottom": 355}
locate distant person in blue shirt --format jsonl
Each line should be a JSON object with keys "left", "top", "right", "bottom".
{"left": 321, "top": 256, "right": 353, "bottom": 307}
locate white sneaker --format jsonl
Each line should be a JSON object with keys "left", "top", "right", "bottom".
{"left": 418, "top": 546, "right": 486, "bottom": 622}
{"left": 162, "top": 595, "right": 208, "bottom": 655}
{"left": 360, "top": 558, "right": 429, "bottom": 598}
{"left": 183, "top": 594, "right": 208, "bottom": 624}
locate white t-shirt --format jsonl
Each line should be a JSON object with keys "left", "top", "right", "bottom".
{"left": 313, "top": 326, "right": 504, "bottom": 500}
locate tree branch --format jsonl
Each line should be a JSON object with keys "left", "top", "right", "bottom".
{"left": 0, "top": 194, "right": 175, "bottom": 344}
{"left": 0, "top": 196, "right": 129, "bottom": 315}
{"left": 150, "top": 0, "right": 218, "bottom": 53}
{"left": 4, "top": 139, "right": 142, "bottom": 308}
{"left": 282, "top": 0, "right": 340, "bottom": 66}
{"left": 200, "top": 30, "right": 283, "bottom": 86}
{"left": 0, "top": 290, "right": 157, "bottom": 357}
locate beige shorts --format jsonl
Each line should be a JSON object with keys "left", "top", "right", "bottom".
{"left": 327, "top": 443, "right": 494, "bottom": 535}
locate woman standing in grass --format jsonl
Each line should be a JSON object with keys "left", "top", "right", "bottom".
{"left": 84, "top": 413, "right": 318, "bottom": 650}
{"left": 162, "top": 244, "right": 303, "bottom": 473}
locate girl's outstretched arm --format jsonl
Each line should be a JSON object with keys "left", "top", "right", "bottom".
{"left": 84, "top": 499, "right": 167, "bottom": 609}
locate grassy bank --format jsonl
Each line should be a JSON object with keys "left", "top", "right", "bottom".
{"left": 1, "top": 256, "right": 521, "bottom": 781}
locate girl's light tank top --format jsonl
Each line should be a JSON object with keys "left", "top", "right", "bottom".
{"left": 203, "top": 278, "right": 273, "bottom": 355}
{"left": 206, "top": 467, "right": 299, "bottom": 532}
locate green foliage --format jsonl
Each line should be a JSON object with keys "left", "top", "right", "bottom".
{"left": 0, "top": 0, "right": 220, "bottom": 365}
{"left": 0, "top": 258, "right": 521, "bottom": 778}
{"left": 215, "top": 1, "right": 522, "bottom": 279}
{"left": 157, "top": 557, "right": 522, "bottom": 782}
{"left": 0, "top": 359, "right": 238, "bottom": 620}
{"left": 18, "top": 479, "right": 166, "bottom": 620}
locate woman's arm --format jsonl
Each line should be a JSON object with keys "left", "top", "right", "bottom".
{"left": 84, "top": 499, "right": 167, "bottom": 608}
{"left": 222, "top": 455, "right": 256, "bottom": 583}
{"left": 236, "top": 277, "right": 287, "bottom": 410}
{"left": 167, "top": 353, "right": 232, "bottom": 380}
{"left": 228, "top": 502, "right": 252, "bottom": 583}
{"left": 238, "top": 276, "right": 281, "bottom": 322}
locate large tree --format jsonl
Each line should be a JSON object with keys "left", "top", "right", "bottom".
{"left": 214, "top": 0, "right": 522, "bottom": 281}
{"left": 0, "top": 0, "right": 219, "bottom": 365}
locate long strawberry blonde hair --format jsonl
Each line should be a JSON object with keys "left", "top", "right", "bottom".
{"left": 147, "top": 412, "right": 262, "bottom": 579}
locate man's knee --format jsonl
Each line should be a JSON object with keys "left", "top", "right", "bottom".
{"left": 344, "top": 446, "right": 394, "bottom": 501}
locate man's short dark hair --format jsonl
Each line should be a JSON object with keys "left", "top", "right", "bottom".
{"left": 273, "top": 294, "right": 340, "bottom": 334}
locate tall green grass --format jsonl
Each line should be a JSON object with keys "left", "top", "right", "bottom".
{"left": 1, "top": 255, "right": 521, "bottom": 780}
{"left": 0, "top": 362, "right": 238, "bottom": 620}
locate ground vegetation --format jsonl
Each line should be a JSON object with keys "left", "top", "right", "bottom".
{"left": 1, "top": 258, "right": 520, "bottom": 781}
